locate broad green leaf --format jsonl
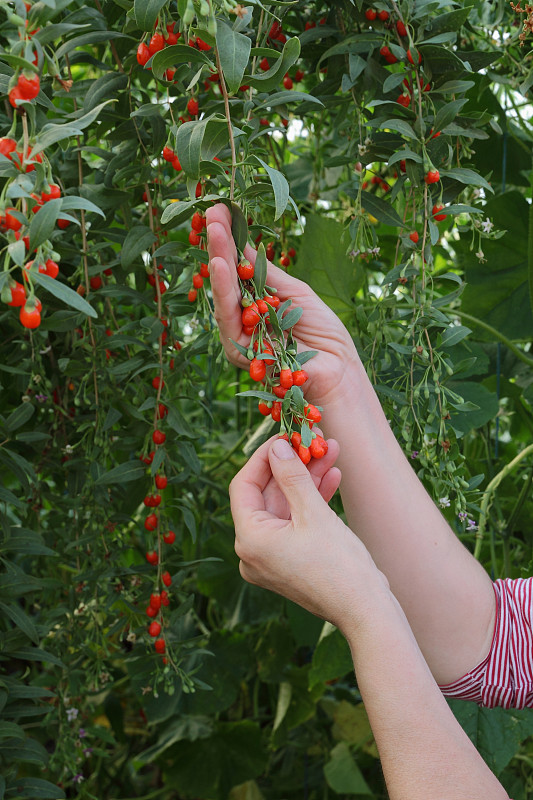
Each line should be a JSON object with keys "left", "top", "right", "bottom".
{"left": 151, "top": 44, "right": 212, "bottom": 79}
{"left": 280, "top": 306, "right": 303, "bottom": 330}
{"left": 254, "top": 90, "right": 324, "bottom": 110}
{"left": 0, "top": 737, "right": 49, "bottom": 766}
{"left": 134, "top": 0, "right": 168, "bottom": 30}
{"left": 61, "top": 196, "right": 105, "bottom": 218}
{"left": 83, "top": 73, "right": 128, "bottom": 113}
{"left": 55, "top": 31, "right": 130, "bottom": 60}
{"left": 176, "top": 117, "right": 228, "bottom": 180}
{"left": 29, "top": 198, "right": 61, "bottom": 249}
{"left": 5, "top": 402, "right": 34, "bottom": 433}
{"left": 31, "top": 101, "right": 115, "bottom": 155}
{"left": 121, "top": 225, "right": 157, "bottom": 268}
{"left": 32, "top": 273, "right": 98, "bottom": 318}
{"left": 0, "top": 601, "right": 39, "bottom": 644}
{"left": 231, "top": 202, "right": 249, "bottom": 253}
{"left": 3, "top": 778, "right": 65, "bottom": 799}
{"left": 448, "top": 381, "right": 499, "bottom": 435}
{"left": 383, "top": 71, "right": 408, "bottom": 93}
{"left": 291, "top": 214, "right": 364, "bottom": 324}
{"left": 94, "top": 460, "right": 146, "bottom": 485}
{"left": 433, "top": 99, "right": 468, "bottom": 133}
{"left": 324, "top": 742, "right": 373, "bottom": 795}
{"left": 245, "top": 37, "right": 300, "bottom": 92}
{"left": 216, "top": 21, "right": 251, "bottom": 94}
{"left": 0, "top": 722, "right": 25, "bottom": 740}
{"left": 236, "top": 390, "right": 277, "bottom": 402}
{"left": 379, "top": 118, "right": 417, "bottom": 140}
{"left": 0, "top": 53, "right": 39, "bottom": 73}
{"left": 440, "top": 325, "right": 472, "bottom": 348}
{"left": 419, "top": 44, "right": 465, "bottom": 73}
{"left": 423, "top": 6, "right": 473, "bottom": 35}
{"left": 160, "top": 194, "right": 220, "bottom": 225}
{"left": 443, "top": 167, "right": 494, "bottom": 193}
{"left": 254, "top": 157, "right": 289, "bottom": 220}
{"left": 309, "top": 627, "right": 353, "bottom": 689}
{"left": 388, "top": 148, "right": 422, "bottom": 166}
{"left": 360, "top": 191, "right": 404, "bottom": 227}
{"left": 433, "top": 79, "right": 476, "bottom": 94}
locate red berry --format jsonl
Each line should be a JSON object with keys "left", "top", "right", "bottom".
{"left": 283, "top": 74, "right": 293, "bottom": 90}
{"left": 19, "top": 301, "right": 41, "bottom": 329}
{"left": 192, "top": 273, "right": 203, "bottom": 289}
{"left": 150, "top": 593, "right": 161, "bottom": 610}
{"left": 200, "top": 262, "right": 210, "bottom": 278}
{"left": 309, "top": 435, "right": 328, "bottom": 459}
{"left": 146, "top": 551, "right": 158, "bottom": 565}
{"left": 271, "top": 401, "right": 282, "bottom": 422}
{"left": 396, "top": 20, "right": 407, "bottom": 36}
{"left": 280, "top": 255, "right": 290, "bottom": 267}
{"left": 7, "top": 281, "right": 26, "bottom": 307}
{"left": 260, "top": 57, "right": 270, "bottom": 71}
{"left": 304, "top": 403, "right": 322, "bottom": 424}
{"left": 149, "top": 621, "right": 161, "bottom": 637}
{"left": 425, "top": 169, "right": 440, "bottom": 184}
{"left": 172, "top": 156, "right": 182, "bottom": 171}
{"left": 90, "top": 275, "right": 102, "bottom": 290}
{"left": 273, "top": 385, "right": 288, "bottom": 399}
{"left": 397, "top": 93, "right": 410, "bottom": 107}
{"left": 149, "top": 32, "right": 165, "bottom": 54}
{"left": 292, "top": 369, "right": 308, "bottom": 386}
{"left": 241, "top": 304, "right": 260, "bottom": 328}
{"left": 163, "top": 530, "right": 176, "bottom": 544}
{"left": 258, "top": 401, "right": 271, "bottom": 416}
{"left": 162, "top": 145, "right": 174, "bottom": 161}
{"left": 189, "top": 230, "right": 201, "bottom": 246}
{"left": 290, "top": 432, "right": 302, "bottom": 449}
{"left": 165, "top": 31, "right": 178, "bottom": 45}
{"left": 187, "top": 97, "right": 199, "bottom": 116}
{"left": 154, "top": 638, "right": 165, "bottom": 653}
{"left": 146, "top": 605, "right": 158, "bottom": 617}
{"left": 407, "top": 48, "right": 421, "bottom": 65}
{"left": 377, "top": 9, "right": 389, "bottom": 20}
{"left": 409, "top": 231, "right": 419, "bottom": 244}
{"left": 0, "top": 137, "right": 16, "bottom": 158}
{"left": 365, "top": 8, "right": 377, "bottom": 20}
{"left": 152, "top": 376, "right": 164, "bottom": 390}
{"left": 17, "top": 74, "right": 40, "bottom": 100}
{"left": 188, "top": 288, "right": 197, "bottom": 302}
{"left": 162, "top": 571, "right": 172, "bottom": 587}
{"left": 155, "top": 474, "right": 168, "bottom": 489}
{"left": 298, "top": 445, "right": 311, "bottom": 465}
{"left": 279, "top": 368, "right": 293, "bottom": 389}
{"left": 161, "top": 590, "right": 170, "bottom": 606}
{"left": 191, "top": 211, "right": 204, "bottom": 232}
{"left": 237, "top": 261, "right": 254, "bottom": 280}
{"left": 249, "top": 358, "right": 266, "bottom": 382}
{"left": 152, "top": 429, "right": 166, "bottom": 445}
{"left": 145, "top": 513, "right": 158, "bottom": 531}
{"left": 432, "top": 204, "right": 447, "bottom": 221}
{"left": 380, "top": 45, "right": 390, "bottom": 58}
{"left": 137, "top": 42, "right": 151, "bottom": 65}
{"left": 41, "top": 183, "right": 61, "bottom": 202}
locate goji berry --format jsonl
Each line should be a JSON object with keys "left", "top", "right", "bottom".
{"left": 279, "top": 368, "right": 294, "bottom": 389}
{"left": 409, "top": 231, "right": 419, "bottom": 244}
{"left": 298, "top": 445, "right": 311, "bottom": 465}
{"left": 162, "top": 571, "right": 172, "bottom": 587}
{"left": 309, "top": 435, "right": 328, "bottom": 459}
{"left": 145, "top": 513, "right": 158, "bottom": 531}
{"left": 146, "top": 551, "right": 158, "bottom": 565}
{"left": 149, "top": 621, "right": 161, "bottom": 637}
{"left": 155, "top": 474, "right": 168, "bottom": 489}
{"left": 249, "top": 358, "right": 266, "bottom": 382}
{"left": 424, "top": 169, "right": 440, "bottom": 184}
{"left": 137, "top": 42, "right": 151, "bottom": 65}
{"left": 258, "top": 401, "right": 271, "bottom": 416}
{"left": 365, "top": 8, "right": 377, "bottom": 20}
{"left": 237, "top": 261, "right": 254, "bottom": 280}
{"left": 154, "top": 638, "right": 165, "bottom": 653}
{"left": 271, "top": 401, "right": 282, "bottom": 422}
{"left": 163, "top": 530, "right": 176, "bottom": 544}
{"left": 152, "top": 430, "right": 166, "bottom": 445}
{"left": 150, "top": 593, "right": 161, "bottom": 610}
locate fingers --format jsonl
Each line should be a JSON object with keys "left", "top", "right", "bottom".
{"left": 318, "top": 466, "right": 342, "bottom": 505}
{"left": 229, "top": 437, "right": 278, "bottom": 530}
{"left": 267, "top": 437, "right": 323, "bottom": 523}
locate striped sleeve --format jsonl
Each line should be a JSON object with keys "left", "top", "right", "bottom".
{"left": 438, "top": 578, "right": 533, "bottom": 709}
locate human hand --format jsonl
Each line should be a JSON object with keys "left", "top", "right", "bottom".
{"left": 206, "top": 203, "right": 362, "bottom": 408}
{"left": 229, "top": 435, "right": 389, "bottom": 631}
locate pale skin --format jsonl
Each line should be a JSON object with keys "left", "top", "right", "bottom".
{"left": 206, "top": 202, "right": 507, "bottom": 797}
{"left": 205, "top": 202, "right": 495, "bottom": 687}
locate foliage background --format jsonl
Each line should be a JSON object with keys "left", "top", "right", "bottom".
{"left": 1, "top": 0, "right": 533, "bottom": 798}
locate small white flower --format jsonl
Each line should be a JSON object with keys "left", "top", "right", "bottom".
{"left": 357, "top": 143, "right": 367, "bottom": 155}
{"left": 439, "top": 497, "right": 451, "bottom": 508}
{"left": 475, "top": 250, "right": 486, "bottom": 263}
{"left": 481, "top": 218, "right": 494, "bottom": 233}
{"left": 66, "top": 707, "right": 79, "bottom": 722}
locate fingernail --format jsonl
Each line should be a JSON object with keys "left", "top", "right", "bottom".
{"left": 272, "top": 438, "right": 295, "bottom": 460}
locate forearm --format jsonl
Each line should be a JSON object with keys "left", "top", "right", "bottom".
{"left": 320, "top": 356, "right": 495, "bottom": 684}
{"left": 344, "top": 591, "right": 508, "bottom": 800}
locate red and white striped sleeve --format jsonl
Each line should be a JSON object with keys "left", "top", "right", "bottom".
{"left": 438, "top": 578, "right": 533, "bottom": 709}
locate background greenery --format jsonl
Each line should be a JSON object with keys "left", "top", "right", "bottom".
{"left": 1, "top": 0, "right": 533, "bottom": 797}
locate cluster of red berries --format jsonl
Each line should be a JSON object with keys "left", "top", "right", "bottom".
{"left": 162, "top": 144, "right": 182, "bottom": 172}
{"left": 361, "top": 173, "right": 391, "bottom": 193}
{"left": 136, "top": 22, "right": 181, "bottom": 67}
{"left": 237, "top": 254, "right": 327, "bottom": 465}
{"left": 0, "top": 137, "right": 43, "bottom": 172}
{"left": 8, "top": 71, "right": 40, "bottom": 107}
{"left": 264, "top": 242, "right": 296, "bottom": 268}
{"left": 364, "top": 7, "right": 390, "bottom": 21}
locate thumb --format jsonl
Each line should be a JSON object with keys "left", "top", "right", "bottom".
{"left": 268, "top": 438, "right": 322, "bottom": 521}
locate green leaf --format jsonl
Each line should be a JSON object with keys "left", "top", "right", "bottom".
{"left": 5, "top": 402, "right": 34, "bottom": 433}
{"left": 31, "top": 101, "right": 115, "bottom": 156}
{"left": 324, "top": 742, "right": 373, "bottom": 795}
{"left": 121, "top": 225, "right": 157, "bottom": 268}
{"left": 236, "top": 390, "right": 277, "bottom": 402}
{"left": 280, "top": 306, "right": 303, "bottom": 330}
{"left": 254, "top": 90, "right": 324, "bottom": 110}
{"left": 94, "top": 461, "right": 146, "bottom": 485}
{"left": 440, "top": 325, "right": 472, "bottom": 348}
{"left": 433, "top": 99, "right": 468, "bottom": 133}
{"left": 32, "top": 273, "right": 98, "bottom": 319}
{"left": 83, "top": 73, "right": 128, "bottom": 114}
{"left": 448, "top": 381, "right": 499, "bottom": 435}
{"left": 253, "top": 243, "right": 268, "bottom": 297}
{"left": 151, "top": 44, "right": 212, "bottom": 79}
{"left": 388, "top": 148, "right": 422, "bottom": 166}
{"left": 134, "top": 0, "right": 169, "bottom": 30}
{"left": 309, "top": 627, "right": 354, "bottom": 689}
{"left": 160, "top": 194, "right": 220, "bottom": 225}
{"left": 383, "top": 72, "right": 408, "bottom": 94}
{"left": 360, "top": 191, "right": 404, "bottom": 227}
{"left": 433, "top": 79, "right": 476, "bottom": 94}
{"left": 55, "top": 31, "right": 130, "bottom": 60}
{"left": 291, "top": 214, "right": 364, "bottom": 324}
{"left": 423, "top": 6, "right": 473, "bottom": 35}
{"left": 419, "top": 44, "right": 465, "bottom": 74}
{"left": 443, "top": 167, "right": 494, "bottom": 193}
{"left": 61, "top": 196, "right": 104, "bottom": 218}
{"left": 29, "top": 199, "right": 61, "bottom": 249}
{"left": 0, "top": 737, "right": 49, "bottom": 766}
{"left": 216, "top": 21, "right": 251, "bottom": 95}
{"left": 245, "top": 37, "right": 300, "bottom": 92}
{"left": 3, "top": 778, "right": 65, "bottom": 799}
{"left": 0, "top": 601, "right": 39, "bottom": 644}
{"left": 231, "top": 202, "right": 249, "bottom": 253}
{"left": 379, "top": 118, "right": 417, "bottom": 140}
{"left": 176, "top": 117, "right": 228, "bottom": 180}
{"left": 254, "top": 157, "right": 289, "bottom": 221}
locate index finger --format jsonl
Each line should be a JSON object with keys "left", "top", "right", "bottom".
{"left": 229, "top": 436, "right": 279, "bottom": 529}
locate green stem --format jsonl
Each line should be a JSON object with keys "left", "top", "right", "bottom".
{"left": 454, "top": 310, "right": 533, "bottom": 368}
{"left": 474, "top": 442, "right": 533, "bottom": 559}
